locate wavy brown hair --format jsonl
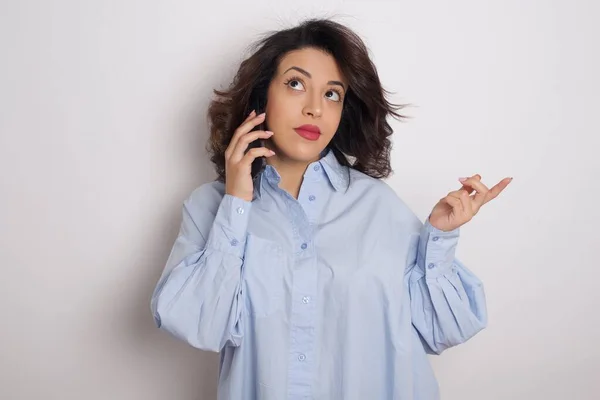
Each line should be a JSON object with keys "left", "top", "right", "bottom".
{"left": 206, "top": 18, "right": 410, "bottom": 182}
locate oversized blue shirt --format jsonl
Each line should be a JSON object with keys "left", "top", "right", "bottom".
{"left": 151, "top": 148, "right": 487, "bottom": 399}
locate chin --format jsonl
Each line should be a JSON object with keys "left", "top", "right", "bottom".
{"left": 276, "top": 141, "right": 326, "bottom": 163}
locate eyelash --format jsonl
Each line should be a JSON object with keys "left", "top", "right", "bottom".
{"left": 283, "top": 75, "right": 343, "bottom": 102}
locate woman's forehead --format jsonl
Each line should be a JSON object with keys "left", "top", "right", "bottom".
{"left": 277, "top": 48, "right": 346, "bottom": 83}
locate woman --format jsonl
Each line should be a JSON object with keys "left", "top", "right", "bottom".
{"left": 150, "top": 18, "right": 512, "bottom": 400}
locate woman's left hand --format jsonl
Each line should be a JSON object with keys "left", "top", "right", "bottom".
{"left": 428, "top": 174, "right": 513, "bottom": 232}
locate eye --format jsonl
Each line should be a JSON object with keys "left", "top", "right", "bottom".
{"left": 285, "top": 77, "right": 305, "bottom": 91}
{"left": 325, "top": 90, "right": 342, "bottom": 102}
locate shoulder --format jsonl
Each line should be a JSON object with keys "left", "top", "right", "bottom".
{"left": 348, "top": 169, "right": 423, "bottom": 231}
{"left": 184, "top": 180, "right": 226, "bottom": 216}
{"left": 347, "top": 168, "right": 402, "bottom": 204}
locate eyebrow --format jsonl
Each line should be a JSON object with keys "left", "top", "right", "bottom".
{"left": 283, "top": 66, "right": 346, "bottom": 91}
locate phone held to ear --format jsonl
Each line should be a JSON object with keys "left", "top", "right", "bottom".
{"left": 247, "top": 95, "right": 268, "bottom": 177}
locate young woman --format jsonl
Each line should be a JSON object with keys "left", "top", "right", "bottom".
{"left": 151, "top": 18, "right": 512, "bottom": 400}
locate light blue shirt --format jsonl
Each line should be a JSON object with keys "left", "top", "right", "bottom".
{"left": 151, "top": 148, "right": 487, "bottom": 400}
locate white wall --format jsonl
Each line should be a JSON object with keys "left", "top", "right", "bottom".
{"left": 1, "top": 1, "right": 598, "bottom": 399}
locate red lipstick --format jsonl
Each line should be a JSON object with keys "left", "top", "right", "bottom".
{"left": 294, "top": 124, "right": 321, "bottom": 141}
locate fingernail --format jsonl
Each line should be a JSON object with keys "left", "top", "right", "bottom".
{"left": 250, "top": 109, "right": 256, "bottom": 115}
{"left": 269, "top": 150, "right": 276, "bottom": 155}
{"left": 259, "top": 112, "right": 266, "bottom": 117}
{"left": 266, "top": 131, "right": 274, "bottom": 135}
{"left": 459, "top": 177, "right": 468, "bottom": 182}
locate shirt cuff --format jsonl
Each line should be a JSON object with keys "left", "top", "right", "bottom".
{"left": 205, "top": 194, "right": 253, "bottom": 258}
{"left": 417, "top": 217, "right": 460, "bottom": 279}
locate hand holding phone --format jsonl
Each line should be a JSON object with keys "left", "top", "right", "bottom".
{"left": 224, "top": 111, "right": 275, "bottom": 202}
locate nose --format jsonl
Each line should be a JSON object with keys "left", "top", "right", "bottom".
{"left": 302, "top": 94, "right": 322, "bottom": 118}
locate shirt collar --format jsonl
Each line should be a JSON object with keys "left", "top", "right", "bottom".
{"left": 253, "top": 148, "right": 350, "bottom": 200}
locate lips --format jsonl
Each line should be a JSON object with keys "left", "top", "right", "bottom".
{"left": 294, "top": 124, "right": 321, "bottom": 141}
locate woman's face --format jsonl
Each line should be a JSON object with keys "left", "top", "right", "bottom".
{"left": 264, "top": 47, "right": 347, "bottom": 164}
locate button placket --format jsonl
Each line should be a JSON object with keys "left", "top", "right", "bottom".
{"left": 286, "top": 199, "right": 317, "bottom": 395}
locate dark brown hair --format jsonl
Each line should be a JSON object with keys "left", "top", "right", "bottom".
{"left": 206, "top": 18, "right": 410, "bottom": 182}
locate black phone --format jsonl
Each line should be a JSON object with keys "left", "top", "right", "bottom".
{"left": 248, "top": 93, "right": 267, "bottom": 177}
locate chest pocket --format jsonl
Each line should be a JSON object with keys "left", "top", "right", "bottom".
{"left": 242, "top": 233, "right": 286, "bottom": 317}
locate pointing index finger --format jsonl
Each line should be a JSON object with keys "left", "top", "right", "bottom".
{"left": 487, "top": 177, "right": 513, "bottom": 201}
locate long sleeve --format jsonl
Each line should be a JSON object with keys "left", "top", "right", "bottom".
{"left": 150, "top": 186, "right": 252, "bottom": 352}
{"left": 408, "top": 217, "right": 487, "bottom": 355}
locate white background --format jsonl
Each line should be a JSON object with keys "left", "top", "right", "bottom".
{"left": 1, "top": 1, "right": 598, "bottom": 399}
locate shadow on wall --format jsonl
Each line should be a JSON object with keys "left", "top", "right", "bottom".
{"left": 80, "top": 80, "right": 224, "bottom": 398}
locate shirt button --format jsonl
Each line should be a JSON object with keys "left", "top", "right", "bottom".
{"left": 308, "top": 195, "right": 316, "bottom": 201}
{"left": 301, "top": 243, "right": 307, "bottom": 250}
{"left": 231, "top": 239, "right": 239, "bottom": 246}
{"left": 427, "top": 263, "right": 435, "bottom": 269}
{"left": 313, "top": 165, "right": 320, "bottom": 171}
{"left": 298, "top": 354, "right": 306, "bottom": 361}
{"left": 432, "top": 236, "right": 439, "bottom": 241}
{"left": 236, "top": 207, "right": 244, "bottom": 215}
{"left": 302, "top": 296, "right": 310, "bottom": 304}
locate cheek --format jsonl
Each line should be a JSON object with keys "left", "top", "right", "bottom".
{"left": 265, "top": 103, "right": 288, "bottom": 132}
{"left": 265, "top": 99, "right": 288, "bottom": 116}
{"left": 267, "top": 89, "right": 296, "bottom": 112}
{"left": 265, "top": 93, "right": 297, "bottom": 129}
{"left": 324, "top": 105, "right": 343, "bottom": 136}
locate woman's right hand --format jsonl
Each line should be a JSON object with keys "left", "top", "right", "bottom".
{"left": 225, "top": 110, "right": 276, "bottom": 202}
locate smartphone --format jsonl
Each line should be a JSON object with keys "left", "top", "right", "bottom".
{"left": 247, "top": 94, "right": 267, "bottom": 177}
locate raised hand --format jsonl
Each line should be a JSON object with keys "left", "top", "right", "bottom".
{"left": 224, "top": 110, "right": 276, "bottom": 202}
{"left": 428, "top": 174, "right": 512, "bottom": 231}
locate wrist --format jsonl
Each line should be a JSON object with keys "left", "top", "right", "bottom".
{"left": 225, "top": 188, "right": 253, "bottom": 203}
